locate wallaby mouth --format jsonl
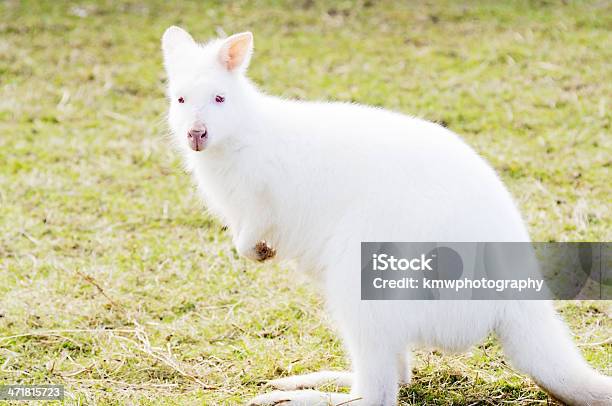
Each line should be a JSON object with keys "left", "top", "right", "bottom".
{"left": 187, "top": 127, "right": 207, "bottom": 151}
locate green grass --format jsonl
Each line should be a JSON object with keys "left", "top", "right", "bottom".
{"left": 0, "top": 0, "right": 610, "bottom": 404}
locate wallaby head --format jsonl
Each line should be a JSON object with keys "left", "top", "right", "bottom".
{"left": 162, "top": 27, "right": 254, "bottom": 153}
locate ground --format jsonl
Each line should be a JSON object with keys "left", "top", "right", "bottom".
{"left": 0, "top": 1, "right": 610, "bottom": 405}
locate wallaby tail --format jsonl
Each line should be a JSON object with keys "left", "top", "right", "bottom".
{"left": 496, "top": 301, "right": 612, "bottom": 406}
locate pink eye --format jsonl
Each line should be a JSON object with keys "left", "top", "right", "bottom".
{"left": 178, "top": 97, "right": 185, "bottom": 104}
{"left": 215, "top": 95, "right": 225, "bottom": 103}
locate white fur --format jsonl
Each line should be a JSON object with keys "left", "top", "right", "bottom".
{"left": 162, "top": 27, "right": 612, "bottom": 406}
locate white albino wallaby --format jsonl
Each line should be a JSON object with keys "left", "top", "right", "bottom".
{"left": 161, "top": 27, "right": 612, "bottom": 406}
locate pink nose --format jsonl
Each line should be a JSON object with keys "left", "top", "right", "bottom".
{"left": 187, "top": 125, "right": 207, "bottom": 151}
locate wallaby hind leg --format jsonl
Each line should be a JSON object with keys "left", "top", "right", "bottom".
{"left": 268, "top": 371, "right": 353, "bottom": 390}
{"left": 247, "top": 390, "right": 358, "bottom": 405}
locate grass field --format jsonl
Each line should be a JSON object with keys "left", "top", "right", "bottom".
{"left": 0, "top": 0, "right": 610, "bottom": 404}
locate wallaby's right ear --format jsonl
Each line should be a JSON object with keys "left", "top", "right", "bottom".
{"left": 162, "top": 26, "right": 195, "bottom": 61}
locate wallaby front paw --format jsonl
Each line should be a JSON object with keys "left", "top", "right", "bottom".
{"left": 254, "top": 240, "right": 276, "bottom": 262}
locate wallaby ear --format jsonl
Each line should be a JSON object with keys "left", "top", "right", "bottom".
{"left": 162, "top": 26, "right": 195, "bottom": 59}
{"left": 218, "top": 32, "right": 254, "bottom": 73}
